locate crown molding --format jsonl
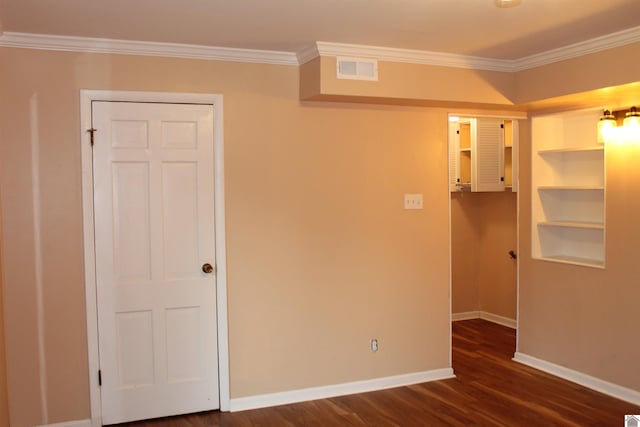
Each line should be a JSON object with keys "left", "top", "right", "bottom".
{"left": 512, "top": 25, "right": 640, "bottom": 71}
{"left": 1, "top": 24, "right": 639, "bottom": 71}
{"left": 315, "top": 41, "right": 514, "bottom": 72}
{"left": 296, "top": 43, "right": 321, "bottom": 65}
{"left": 312, "top": 25, "right": 640, "bottom": 72}
{"left": 0, "top": 32, "right": 299, "bottom": 66}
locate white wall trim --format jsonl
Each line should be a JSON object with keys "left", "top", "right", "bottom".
{"left": 480, "top": 311, "right": 517, "bottom": 329}
{"left": 29, "top": 92, "right": 49, "bottom": 423}
{"left": 448, "top": 184, "right": 453, "bottom": 369}
{"left": 515, "top": 158, "right": 521, "bottom": 349}
{"left": 35, "top": 419, "right": 92, "bottom": 427}
{"left": 79, "top": 92, "right": 102, "bottom": 427}
{"left": 512, "top": 25, "right": 640, "bottom": 71}
{"left": 451, "top": 311, "right": 481, "bottom": 322}
{"left": 2, "top": 25, "right": 639, "bottom": 72}
{"left": 315, "top": 26, "right": 640, "bottom": 72}
{"left": 452, "top": 311, "right": 517, "bottom": 329}
{"left": 80, "top": 90, "right": 230, "bottom": 427}
{"left": 229, "top": 368, "right": 455, "bottom": 412}
{"left": 297, "top": 43, "right": 320, "bottom": 65}
{"left": 0, "top": 32, "right": 298, "bottom": 66}
{"left": 315, "top": 41, "right": 514, "bottom": 72}
{"left": 513, "top": 352, "right": 640, "bottom": 406}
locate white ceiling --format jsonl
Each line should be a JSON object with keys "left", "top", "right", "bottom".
{"left": 1, "top": 0, "right": 639, "bottom": 60}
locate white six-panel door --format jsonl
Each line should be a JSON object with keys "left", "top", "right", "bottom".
{"left": 92, "top": 101, "right": 219, "bottom": 425}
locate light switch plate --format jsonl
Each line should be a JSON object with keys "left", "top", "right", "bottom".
{"left": 404, "top": 193, "right": 423, "bottom": 210}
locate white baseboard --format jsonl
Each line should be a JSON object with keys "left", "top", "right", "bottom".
{"left": 452, "top": 310, "right": 517, "bottom": 329}
{"left": 479, "top": 311, "right": 517, "bottom": 329}
{"left": 513, "top": 352, "right": 640, "bottom": 406}
{"left": 451, "top": 311, "right": 480, "bottom": 321}
{"left": 229, "top": 368, "right": 455, "bottom": 412}
{"left": 36, "top": 420, "right": 93, "bottom": 427}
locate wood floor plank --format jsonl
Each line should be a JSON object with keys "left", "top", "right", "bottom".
{"left": 113, "top": 319, "right": 640, "bottom": 426}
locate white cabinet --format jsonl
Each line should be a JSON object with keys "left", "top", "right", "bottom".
{"left": 531, "top": 110, "right": 605, "bottom": 268}
{"left": 449, "top": 118, "right": 518, "bottom": 192}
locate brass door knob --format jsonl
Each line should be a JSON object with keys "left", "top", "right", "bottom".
{"left": 202, "top": 263, "right": 214, "bottom": 274}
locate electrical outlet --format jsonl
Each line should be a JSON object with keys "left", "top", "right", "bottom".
{"left": 403, "top": 193, "right": 423, "bottom": 210}
{"left": 371, "top": 338, "right": 378, "bottom": 352}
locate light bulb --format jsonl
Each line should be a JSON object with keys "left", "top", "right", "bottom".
{"left": 623, "top": 106, "right": 640, "bottom": 142}
{"left": 597, "top": 109, "right": 616, "bottom": 144}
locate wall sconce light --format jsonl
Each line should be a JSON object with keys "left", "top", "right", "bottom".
{"left": 597, "top": 109, "right": 617, "bottom": 144}
{"left": 597, "top": 106, "right": 640, "bottom": 144}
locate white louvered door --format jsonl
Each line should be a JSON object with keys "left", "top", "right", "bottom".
{"left": 472, "top": 118, "right": 505, "bottom": 192}
{"left": 92, "top": 101, "right": 219, "bottom": 425}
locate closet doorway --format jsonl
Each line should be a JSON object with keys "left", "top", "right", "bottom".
{"left": 448, "top": 115, "right": 519, "bottom": 329}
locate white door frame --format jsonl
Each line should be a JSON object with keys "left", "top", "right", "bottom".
{"left": 80, "top": 90, "right": 230, "bottom": 427}
{"left": 447, "top": 112, "right": 522, "bottom": 333}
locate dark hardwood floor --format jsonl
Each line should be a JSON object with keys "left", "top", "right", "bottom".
{"left": 115, "top": 319, "right": 640, "bottom": 426}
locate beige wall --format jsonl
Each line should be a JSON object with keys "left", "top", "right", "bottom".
{"left": 0, "top": 185, "right": 9, "bottom": 425}
{"left": 302, "top": 40, "right": 640, "bottom": 395}
{"left": 1, "top": 49, "right": 89, "bottom": 425}
{"left": 451, "top": 191, "right": 517, "bottom": 320}
{"left": 300, "top": 42, "right": 640, "bottom": 112}
{"left": 301, "top": 56, "right": 518, "bottom": 108}
{"left": 0, "top": 47, "right": 452, "bottom": 426}
{"left": 450, "top": 193, "right": 480, "bottom": 313}
{"left": 515, "top": 42, "right": 640, "bottom": 105}
{"left": 476, "top": 192, "right": 517, "bottom": 320}
{"left": 518, "top": 117, "right": 640, "bottom": 391}
{"left": 2, "top": 36, "right": 640, "bottom": 427}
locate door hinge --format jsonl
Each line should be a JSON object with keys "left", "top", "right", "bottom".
{"left": 98, "top": 369, "right": 102, "bottom": 386}
{"left": 87, "top": 128, "right": 97, "bottom": 146}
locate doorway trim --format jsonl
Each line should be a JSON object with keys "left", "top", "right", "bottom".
{"left": 80, "top": 90, "right": 230, "bottom": 426}
{"left": 447, "top": 112, "right": 523, "bottom": 338}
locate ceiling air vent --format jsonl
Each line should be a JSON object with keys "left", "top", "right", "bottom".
{"left": 336, "top": 57, "right": 378, "bottom": 81}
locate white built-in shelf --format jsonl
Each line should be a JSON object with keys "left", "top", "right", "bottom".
{"left": 538, "top": 255, "right": 605, "bottom": 269}
{"left": 537, "top": 146, "right": 604, "bottom": 154}
{"left": 460, "top": 148, "right": 471, "bottom": 152}
{"left": 538, "top": 221, "right": 604, "bottom": 230}
{"left": 538, "top": 186, "right": 604, "bottom": 191}
{"left": 531, "top": 109, "right": 605, "bottom": 268}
